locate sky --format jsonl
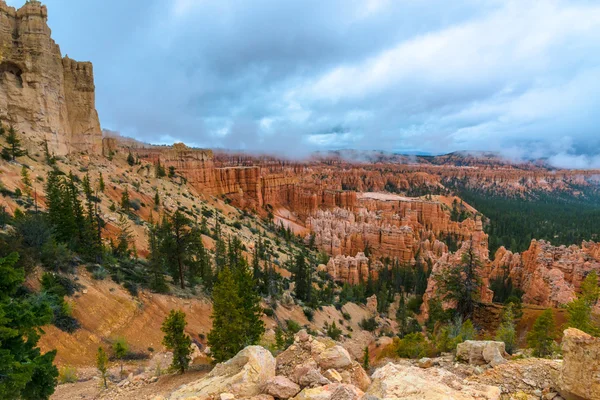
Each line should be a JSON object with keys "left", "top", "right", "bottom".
{"left": 7, "top": 0, "right": 600, "bottom": 165}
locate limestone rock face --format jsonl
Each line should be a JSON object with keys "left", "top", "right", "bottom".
{"left": 558, "top": 328, "right": 600, "bottom": 400}
{"left": 366, "top": 362, "right": 501, "bottom": 400}
{"left": 0, "top": 1, "right": 101, "bottom": 155}
{"left": 456, "top": 341, "right": 507, "bottom": 367}
{"left": 168, "top": 346, "right": 276, "bottom": 399}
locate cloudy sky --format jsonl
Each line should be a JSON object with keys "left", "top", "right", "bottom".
{"left": 8, "top": 0, "right": 600, "bottom": 165}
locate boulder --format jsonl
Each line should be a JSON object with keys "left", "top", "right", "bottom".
{"left": 456, "top": 341, "right": 506, "bottom": 366}
{"left": 292, "top": 384, "right": 363, "bottom": 400}
{"left": 263, "top": 376, "right": 301, "bottom": 399}
{"left": 168, "top": 346, "right": 275, "bottom": 399}
{"left": 316, "top": 346, "right": 353, "bottom": 370}
{"left": 366, "top": 363, "right": 501, "bottom": 400}
{"left": 558, "top": 328, "right": 600, "bottom": 400}
{"left": 344, "top": 362, "right": 371, "bottom": 391}
{"left": 297, "top": 367, "right": 331, "bottom": 388}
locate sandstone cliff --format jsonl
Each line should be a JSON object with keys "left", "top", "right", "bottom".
{"left": 0, "top": 1, "right": 101, "bottom": 155}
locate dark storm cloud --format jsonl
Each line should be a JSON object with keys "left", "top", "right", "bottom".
{"left": 7, "top": 0, "right": 600, "bottom": 166}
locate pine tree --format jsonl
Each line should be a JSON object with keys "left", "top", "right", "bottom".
{"left": 161, "top": 310, "right": 192, "bottom": 374}
{"left": 0, "top": 252, "right": 58, "bottom": 399}
{"left": 5, "top": 125, "right": 26, "bottom": 160}
{"left": 496, "top": 303, "right": 517, "bottom": 354}
{"left": 168, "top": 166, "right": 176, "bottom": 178}
{"left": 214, "top": 222, "right": 227, "bottom": 272}
{"left": 435, "top": 244, "right": 482, "bottom": 319}
{"left": 0, "top": 120, "right": 4, "bottom": 136}
{"left": 154, "top": 191, "right": 160, "bottom": 209}
{"left": 120, "top": 187, "right": 130, "bottom": 212}
{"left": 233, "top": 256, "right": 265, "bottom": 346}
{"left": 21, "top": 165, "right": 32, "bottom": 196}
{"left": 208, "top": 267, "right": 246, "bottom": 363}
{"left": 96, "top": 347, "right": 108, "bottom": 388}
{"left": 566, "top": 271, "right": 599, "bottom": 336}
{"left": 42, "top": 139, "right": 55, "bottom": 165}
{"left": 112, "top": 338, "right": 128, "bottom": 377}
{"left": 396, "top": 293, "right": 408, "bottom": 338}
{"left": 113, "top": 214, "right": 132, "bottom": 259}
{"left": 294, "top": 252, "right": 311, "bottom": 302}
{"left": 98, "top": 173, "right": 105, "bottom": 192}
{"left": 147, "top": 217, "right": 168, "bottom": 293}
{"left": 126, "top": 152, "right": 135, "bottom": 166}
{"left": 527, "top": 309, "right": 556, "bottom": 358}
{"left": 362, "top": 346, "right": 370, "bottom": 370}
{"left": 155, "top": 159, "right": 166, "bottom": 178}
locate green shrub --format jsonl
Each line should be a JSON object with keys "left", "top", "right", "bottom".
{"left": 326, "top": 321, "right": 343, "bottom": 341}
{"left": 396, "top": 333, "right": 431, "bottom": 359}
{"left": 58, "top": 365, "right": 77, "bottom": 383}
{"left": 359, "top": 317, "right": 378, "bottom": 332}
{"left": 303, "top": 307, "right": 314, "bottom": 321}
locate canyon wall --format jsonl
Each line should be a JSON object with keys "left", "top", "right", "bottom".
{"left": 0, "top": 1, "right": 101, "bottom": 155}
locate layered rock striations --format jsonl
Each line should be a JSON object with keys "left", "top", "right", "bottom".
{"left": 0, "top": 1, "right": 101, "bottom": 155}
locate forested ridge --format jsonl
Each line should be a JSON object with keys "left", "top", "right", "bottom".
{"left": 447, "top": 180, "right": 600, "bottom": 256}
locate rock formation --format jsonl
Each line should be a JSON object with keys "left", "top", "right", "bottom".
{"left": 490, "top": 240, "right": 600, "bottom": 307}
{"left": 0, "top": 1, "right": 101, "bottom": 155}
{"left": 559, "top": 328, "right": 600, "bottom": 400}
{"left": 309, "top": 193, "right": 485, "bottom": 261}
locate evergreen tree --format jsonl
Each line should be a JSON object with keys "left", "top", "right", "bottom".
{"left": 98, "top": 173, "right": 105, "bottom": 192}
{"left": 5, "top": 126, "right": 26, "bottom": 160}
{"left": 112, "top": 338, "right": 128, "bottom": 377}
{"left": 146, "top": 216, "right": 168, "bottom": 293}
{"left": 168, "top": 166, "right": 176, "bottom": 178}
{"left": 21, "top": 165, "right": 32, "bottom": 196}
{"left": 161, "top": 310, "right": 192, "bottom": 374}
{"left": 42, "top": 139, "right": 55, "bottom": 165}
{"left": 232, "top": 255, "right": 265, "bottom": 346}
{"left": 154, "top": 191, "right": 160, "bottom": 209}
{"left": 435, "top": 244, "right": 482, "bottom": 319}
{"left": 113, "top": 214, "right": 132, "bottom": 259}
{"left": 155, "top": 159, "right": 166, "bottom": 178}
{"left": 527, "top": 309, "right": 556, "bottom": 358}
{"left": 294, "top": 252, "right": 311, "bottom": 302}
{"left": 120, "top": 187, "right": 130, "bottom": 212}
{"left": 377, "top": 282, "right": 389, "bottom": 313}
{"left": 566, "top": 271, "right": 599, "bottom": 336}
{"left": 0, "top": 253, "right": 58, "bottom": 399}
{"left": 208, "top": 266, "right": 246, "bottom": 363}
{"left": 126, "top": 152, "right": 135, "bottom": 166}
{"left": 496, "top": 303, "right": 517, "bottom": 354}
{"left": 96, "top": 347, "right": 108, "bottom": 388}
{"left": 0, "top": 120, "right": 4, "bottom": 136}
{"left": 396, "top": 293, "right": 408, "bottom": 338}
{"left": 214, "top": 222, "right": 227, "bottom": 271}
{"left": 362, "top": 346, "right": 370, "bottom": 370}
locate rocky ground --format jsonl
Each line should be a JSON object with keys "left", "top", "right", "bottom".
{"left": 50, "top": 328, "right": 599, "bottom": 400}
